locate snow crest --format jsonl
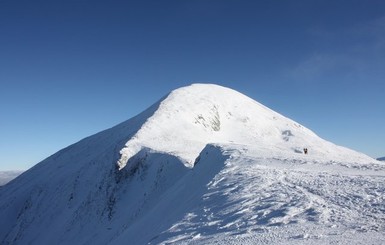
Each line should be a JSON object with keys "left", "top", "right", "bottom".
{"left": 117, "top": 84, "right": 373, "bottom": 170}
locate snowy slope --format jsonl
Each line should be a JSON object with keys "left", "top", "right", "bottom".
{"left": 0, "top": 84, "right": 383, "bottom": 245}
{"left": 117, "top": 84, "right": 373, "bottom": 170}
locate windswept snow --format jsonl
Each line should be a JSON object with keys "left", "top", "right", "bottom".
{"left": 146, "top": 144, "right": 385, "bottom": 245}
{"left": 0, "top": 84, "right": 383, "bottom": 245}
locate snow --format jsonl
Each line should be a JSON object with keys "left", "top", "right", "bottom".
{"left": 118, "top": 84, "right": 372, "bottom": 170}
{"left": 0, "top": 83, "right": 383, "bottom": 245}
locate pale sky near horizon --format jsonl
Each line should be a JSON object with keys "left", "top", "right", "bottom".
{"left": 1, "top": 0, "right": 384, "bottom": 170}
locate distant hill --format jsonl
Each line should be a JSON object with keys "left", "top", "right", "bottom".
{"left": 377, "top": 157, "right": 385, "bottom": 161}
{"left": 0, "top": 171, "right": 23, "bottom": 186}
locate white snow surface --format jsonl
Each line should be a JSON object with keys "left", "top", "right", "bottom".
{"left": 0, "top": 83, "right": 384, "bottom": 245}
{"left": 117, "top": 84, "right": 372, "bottom": 169}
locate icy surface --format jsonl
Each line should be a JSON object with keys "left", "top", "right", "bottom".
{"left": 0, "top": 84, "right": 383, "bottom": 245}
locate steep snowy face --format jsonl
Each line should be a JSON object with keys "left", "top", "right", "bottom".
{"left": 117, "top": 84, "right": 373, "bottom": 170}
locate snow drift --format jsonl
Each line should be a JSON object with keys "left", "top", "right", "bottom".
{"left": 0, "top": 84, "right": 383, "bottom": 245}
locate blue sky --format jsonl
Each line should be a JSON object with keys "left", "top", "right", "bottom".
{"left": 1, "top": 0, "right": 384, "bottom": 170}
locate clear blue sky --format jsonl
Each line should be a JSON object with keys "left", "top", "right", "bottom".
{"left": 1, "top": 0, "right": 384, "bottom": 170}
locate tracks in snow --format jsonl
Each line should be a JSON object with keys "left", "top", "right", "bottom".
{"left": 158, "top": 146, "right": 385, "bottom": 244}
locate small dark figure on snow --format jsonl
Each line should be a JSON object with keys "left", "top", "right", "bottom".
{"left": 304, "top": 148, "right": 308, "bottom": 154}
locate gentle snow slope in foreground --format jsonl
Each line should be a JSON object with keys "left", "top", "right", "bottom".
{"left": 0, "top": 84, "right": 384, "bottom": 245}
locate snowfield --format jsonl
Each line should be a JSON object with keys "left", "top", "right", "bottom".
{"left": 0, "top": 84, "right": 384, "bottom": 244}
{"left": 147, "top": 144, "right": 385, "bottom": 244}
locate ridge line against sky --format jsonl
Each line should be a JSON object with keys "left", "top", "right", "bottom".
{"left": 1, "top": 0, "right": 384, "bottom": 170}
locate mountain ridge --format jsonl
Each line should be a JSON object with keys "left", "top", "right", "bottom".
{"left": 0, "top": 83, "right": 382, "bottom": 245}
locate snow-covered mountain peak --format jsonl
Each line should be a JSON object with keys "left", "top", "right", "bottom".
{"left": 1, "top": 83, "right": 383, "bottom": 245}
{"left": 117, "top": 83, "right": 373, "bottom": 170}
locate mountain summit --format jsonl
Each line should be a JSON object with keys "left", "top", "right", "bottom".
{"left": 1, "top": 84, "right": 383, "bottom": 245}
{"left": 117, "top": 83, "right": 371, "bottom": 170}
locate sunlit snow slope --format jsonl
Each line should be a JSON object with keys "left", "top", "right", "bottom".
{"left": 0, "top": 84, "right": 383, "bottom": 245}
{"left": 117, "top": 84, "right": 372, "bottom": 169}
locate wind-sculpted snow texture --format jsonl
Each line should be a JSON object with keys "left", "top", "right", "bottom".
{"left": 0, "top": 84, "right": 383, "bottom": 244}
{"left": 147, "top": 145, "right": 385, "bottom": 244}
